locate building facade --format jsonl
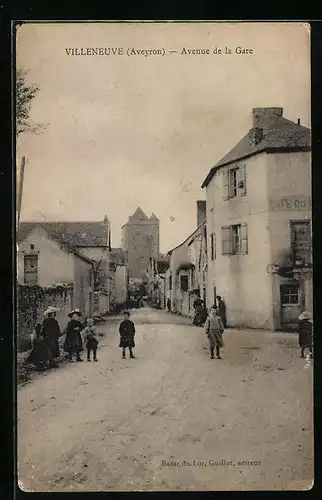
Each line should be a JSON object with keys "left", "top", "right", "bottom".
{"left": 165, "top": 201, "right": 208, "bottom": 317}
{"left": 18, "top": 217, "right": 111, "bottom": 310}
{"left": 202, "top": 107, "right": 311, "bottom": 330}
{"left": 17, "top": 226, "right": 95, "bottom": 320}
{"left": 121, "top": 207, "right": 159, "bottom": 279}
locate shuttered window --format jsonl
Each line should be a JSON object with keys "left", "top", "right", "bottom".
{"left": 24, "top": 255, "right": 38, "bottom": 284}
{"left": 240, "top": 223, "right": 248, "bottom": 254}
{"left": 221, "top": 226, "right": 231, "bottom": 255}
{"left": 222, "top": 165, "right": 247, "bottom": 200}
{"left": 221, "top": 224, "right": 248, "bottom": 256}
{"left": 210, "top": 233, "right": 216, "bottom": 260}
{"left": 222, "top": 170, "right": 230, "bottom": 200}
{"left": 238, "top": 165, "right": 247, "bottom": 196}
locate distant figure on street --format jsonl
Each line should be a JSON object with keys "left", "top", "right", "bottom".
{"left": 193, "top": 293, "right": 204, "bottom": 326}
{"left": 204, "top": 305, "right": 225, "bottom": 359}
{"left": 83, "top": 317, "right": 99, "bottom": 362}
{"left": 119, "top": 311, "right": 136, "bottom": 359}
{"left": 64, "top": 309, "right": 84, "bottom": 362}
{"left": 201, "top": 304, "right": 208, "bottom": 325}
{"left": 216, "top": 296, "right": 227, "bottom": 328}
{"left": 167, "top": 298, "right": 171, "bottom": 313}
{"left": 41, "top": 306, "right": 61, "bottom": 368}
{"left": 298, "top": 311, "right": 313, "bottom": 359}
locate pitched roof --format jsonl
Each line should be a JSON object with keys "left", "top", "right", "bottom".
{"left": 17, "top": 221, "right": 109, "bottom": 247}
{"left": 201, "top": 110, "right": 311, "bottom": 188}
{"left": 18, "top": 224, "right": 95, "bottom": 265}
{"left": 167, "top": 220, "right": 206, "bottom": 255}
{"left": 131, "top": 207, "right": 148, "bottom": 220}
{"left": 110, "top": 247, "right": 126, "bottom": 263}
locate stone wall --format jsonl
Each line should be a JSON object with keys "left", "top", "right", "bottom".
{"left": 17, "top": 284, "right": 73, "bottom": 352}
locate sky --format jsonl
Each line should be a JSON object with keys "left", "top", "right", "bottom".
{"left": 16, "top": 22, "right": 310, "bottom": 253}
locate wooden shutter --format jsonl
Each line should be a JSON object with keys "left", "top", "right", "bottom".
{"left": 240, "top": 223, "right": 248, "bottom": 255}
{"left": 221, "top": 226, "right": 231, "bottom": 255}
{"left": 239, "top": 165, "right": 246, "bottom": 196}
{"left": 222, "top": 170, "right": 230, "bottom": 200}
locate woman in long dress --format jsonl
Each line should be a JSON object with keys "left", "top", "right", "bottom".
{"left": 64, "top": 309, "right": 84, "bottom": 362}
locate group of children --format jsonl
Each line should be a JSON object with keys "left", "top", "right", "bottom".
{"left": 30, "top": 303, "right": 313, "bottom": 370}
{"left": 65, "top": 309, "right": 136, "bottom": 361}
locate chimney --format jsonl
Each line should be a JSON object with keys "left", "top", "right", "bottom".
{"left": 197, "top": 200, "right": 206, "bottom": 227}
{"left": 297, "top": 118, "right": 301, "bottom": 125}
{"left": 249, "top": 127, "right": 263, "bottom": 146}
{"left": 252, "top": 107, "right": 283, "bottom": 128}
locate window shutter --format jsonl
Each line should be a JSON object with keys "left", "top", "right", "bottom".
{"left": 239, "top": 165, "right": 246, "bottom": 196}
{"left": 221, "top": 226, "right": 231, "bottom": 255}
{"left": 240, "top": 223, "right": 248, "bottom": 255}
{"left": 222, "top": 170, "right": 230, "bottom": 200}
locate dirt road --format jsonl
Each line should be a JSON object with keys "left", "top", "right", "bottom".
{"left": 17, "top": 308, "right": 314, "bottom": 491}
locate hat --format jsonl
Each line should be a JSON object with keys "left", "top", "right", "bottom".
{"left": 44, "top": 306, "right": 57, "bottom": 317}
{"left": 298, "top": 311, "right": 312, "bottom": 321}
{"left": 68, "top": 308, "right": 82, "bottom": 318}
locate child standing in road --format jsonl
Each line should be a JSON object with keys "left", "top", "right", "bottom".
{"left": 119, "top": 311, "right": 136, "bottom": 359}
{"left": 205, "top": 305, "right": 225, "bottom": 359}
{"left": 83, "top": 317, "right": 99, "bottom": 362}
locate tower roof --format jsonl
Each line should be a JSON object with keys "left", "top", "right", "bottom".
{"left": 130, "top": 207, "right": 148, "bottom": 220}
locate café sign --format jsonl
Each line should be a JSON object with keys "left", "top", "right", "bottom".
{"left": 269, "top": 196, "right": 311, "bottom": 211}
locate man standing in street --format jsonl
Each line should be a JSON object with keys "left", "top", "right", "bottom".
{"left": 216, "top": 296, "right": 227, "bottom": 328}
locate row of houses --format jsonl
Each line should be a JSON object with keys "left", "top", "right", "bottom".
{"left": 17, "top": 218, "right": 128, "bottom": 347}
{"left": 148, "top": 107, "right": 312, "bottom": 331}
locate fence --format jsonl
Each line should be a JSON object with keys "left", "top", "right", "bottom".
{"left": 17, "top": 284, "right": 73, "bottom": 352}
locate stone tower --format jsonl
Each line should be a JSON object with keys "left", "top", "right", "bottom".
{"left": 121, "top": 207, "right": 160, "bottom": 279}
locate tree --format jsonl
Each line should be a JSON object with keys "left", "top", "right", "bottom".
{"left": 16, "top": 68, "right": 42, "bottom": 135}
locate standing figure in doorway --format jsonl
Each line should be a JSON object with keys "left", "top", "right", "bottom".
{"left": 119, "top": 311, "right": 136, "bottom": 359}
{"left": 193, "top": 292, "right": 204, "bottom": 326}
{"left": 167, "top": 298, "right": 171, "bottom": 313}
{"left": 204, "top": 305, "right": 225, "bottom": 359}
{"left": 298, "top": 311, "right": 313, "bottom": 359}
{"left": 64, "top": 309, "right": 84, "bottom": 362}
{"left": 216, "top": 296, "right": 227, "bottom": 328}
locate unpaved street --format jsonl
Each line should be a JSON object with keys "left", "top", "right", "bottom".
{"left": 18, "top": 308, "right": 313, "bottom": 491}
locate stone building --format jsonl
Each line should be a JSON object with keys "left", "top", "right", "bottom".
{"left": 165, "top": 201, "right": 208, "bottom": 317}
{"left": 17, "top": 225, "right": 95, "bottom": 322}
{"left": 18, "top": 217, "right": 111, "bottom": 311}
{"left": 121, "top": 207, "right": 159, "bottom": 279}
{"left": 202, "top": 107, "right": 311, "bottom": 330}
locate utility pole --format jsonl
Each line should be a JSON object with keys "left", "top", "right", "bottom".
{"left": 17, "top": 156, "right": 26, "bottom": 227}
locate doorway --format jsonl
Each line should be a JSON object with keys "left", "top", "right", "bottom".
{"left": 280, "top": 283, "right": 301, "bottom": 330}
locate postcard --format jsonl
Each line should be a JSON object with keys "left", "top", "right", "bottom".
{"left": 15, "top": 21, "right": 313, "bottom": 492}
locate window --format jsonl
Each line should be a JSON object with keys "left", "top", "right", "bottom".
{"left": 24, "top": 255, "right": 38, "bottom": 284}
{"left": 221, "top": 224, "right": 248, "bottom": 255}
{"left": 223, "top": 165, "right": 247, "bottom": 200}
{"left": 210, "top": 233, "right": 216, "bottom": 260}
{"left": 180, "top": 275, "right": 189, "bottom": 292}
{"left": 290, "top": 220, "right": 311, "bottom": 265}
{"left": 30, "top": 244, "right": 35, "bottom": 250}
{"left": 280, "top": 284, "right": 299, "bottom": 305}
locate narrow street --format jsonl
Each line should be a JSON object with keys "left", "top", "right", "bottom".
{"left": 18, "top": 307, "right": 313, "bottom": 492}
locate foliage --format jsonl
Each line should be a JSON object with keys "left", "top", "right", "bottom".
{"left": 16, "top": 68, "right": 43, "bottom": 135}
